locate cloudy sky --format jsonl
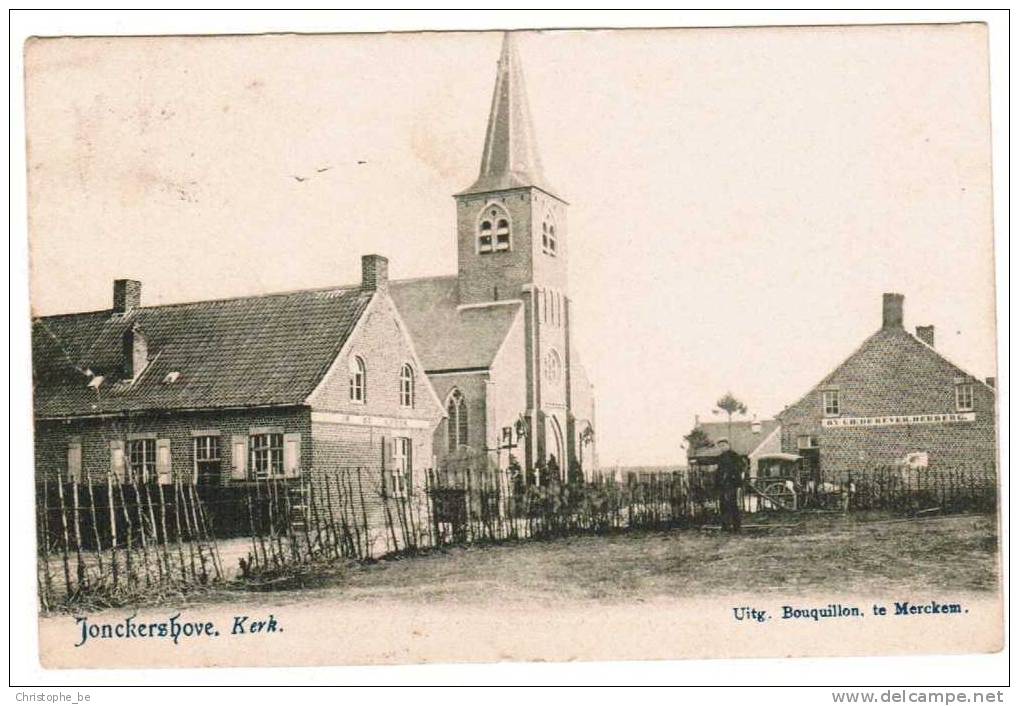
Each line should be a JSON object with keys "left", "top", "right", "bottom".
{"left": 26, "top": 25, "right": 996, "bottom": 465}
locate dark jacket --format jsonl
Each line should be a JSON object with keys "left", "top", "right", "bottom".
{"left": 716, "top": 450, "right": 746, "bottom": 490}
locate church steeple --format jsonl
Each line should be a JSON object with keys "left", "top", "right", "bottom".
{"left": 460, "top": 32, "right": 554, "bottom": 197}
{"left": 454, "top": 31, "right": 568, "bottom": 307}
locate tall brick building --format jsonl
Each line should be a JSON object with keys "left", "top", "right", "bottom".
{"left": 391, "top": 33, "right": 597, "bottom": 481}
{"left": 776, "top": 293, "right": 996, "bottom": 480}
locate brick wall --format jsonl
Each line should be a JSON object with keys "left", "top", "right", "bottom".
{"left": 455, "top": 188, "right": 568, "bottom": 306}
{"left": 34, "top": 406, "right": 312, "bottom": 485}
{"left": 306, "top": 291, "right": 442, "bottom": 549}
{"left": 778, "top": 326, "right": 997, "bottom": 480}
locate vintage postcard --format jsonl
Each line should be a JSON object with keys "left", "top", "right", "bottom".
{"left": 24, "top": 23, "right": 1002, "bottom": 671}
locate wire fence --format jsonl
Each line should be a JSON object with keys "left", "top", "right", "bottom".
{"left": 36, "top": 461, "right": 997, "bottom": 610}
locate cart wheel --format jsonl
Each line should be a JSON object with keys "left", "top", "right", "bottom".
{"left": 761, "top": 481, "right": 797, "bottom": 511}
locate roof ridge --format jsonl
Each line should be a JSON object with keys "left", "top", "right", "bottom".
{"left": 390, "top": 273, "right": 458, "bottom": 285}
{"left": 904, "top": 328, "right": 996, "bottom": 391}
{"left": 34, "top": 282, "right": 367, "bottom": 320}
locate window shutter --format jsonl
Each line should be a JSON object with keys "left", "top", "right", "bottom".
{"left": 231, "top": 435, "right": 248, "bottom": 480}
{"left": 156, "top": 438, "right": 172, "bottom": 485}
{"left": 381, "top": 435, "right": 392, "bottom": 495}
{"left": 109, "top": 439, "right": 125, "bottom": 482}
{"left": 284, "top": 433, "right": 302, "bottom": 478}
{"left": 67, "top": 441, "right": 82, "bottom": 483}
{"left": 405, "top": 440, "right": 414, "bottom": 494}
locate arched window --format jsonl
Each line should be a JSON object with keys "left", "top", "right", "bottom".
{"left": 544, "top": 349, "right": 562, "bottom": 384}
{"left": 446, "top": 389, "right": 468, "bottom": 450}
{"left": 399, "top": 364, "right": 414, "bottom": 408}
{"left": 479, "top": 205, "right": 510, "bottom": 254}
{"left": 478, "top": 220, "right": 493, "bottom": 253}
{"left": 349, "top": 356, "right": 366, "bottom": 403}
{"left": 495, "top": 219, "right": 510, "bottom": 251}
{"left": 542, "top": 215, "right": 558, "bottom": 256}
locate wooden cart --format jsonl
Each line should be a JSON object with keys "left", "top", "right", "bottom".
{"left": 749, "top": 452, "right": 805, "bottom": 511}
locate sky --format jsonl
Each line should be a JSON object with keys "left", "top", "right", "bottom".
{"left": 25, "top": 25, "right": 997, "bottom": 466}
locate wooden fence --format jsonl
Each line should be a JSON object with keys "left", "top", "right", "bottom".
{"left": 37, "top": 461, "right": 997, "bottom": 609}
{"left": 36, "top": 474, "right": 222, "bottom": 611}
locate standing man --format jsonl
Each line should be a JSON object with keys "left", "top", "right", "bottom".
{"left": 715, "top": 439, "right": 746, "bottom": 533}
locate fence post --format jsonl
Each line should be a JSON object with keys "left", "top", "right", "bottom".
{"left": 106, "top": 472, "right": 120, "bottom": 589}
{"left": 71, "top": 481, "right": 87, "bottom": 590}
{"left": 55, "top": 480, "right": 73, "bottom": 598}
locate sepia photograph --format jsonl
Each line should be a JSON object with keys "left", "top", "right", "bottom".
{"left": 12, "top": 9, "right": 1008, "bottom": 690}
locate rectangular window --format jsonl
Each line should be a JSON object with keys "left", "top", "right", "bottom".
{"left": 955, "top": 383, "right": 974, "bottom": 412}
{"left": 388, "top": 437, "right": 412, "bottom": 497}
{"left": 822, "top": 390, "right": 840, "bottom": 417}
{"left": 249, "top": 433, "right": 284, "bottom": 480}
{"left": 127, "top": 438, "right": 156, "bottom": 483}
{"left": 796, "top": 435, "right": 819, "bottom": 450}
{"left": 194, "top": 435, "right": 222, "bottom": 486}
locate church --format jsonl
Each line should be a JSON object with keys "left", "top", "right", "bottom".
{"left": 391, "top": 33, "right": 597, "bottom": 481}
{"left": 31, "top": 33, "right": 597, "bottom": 489}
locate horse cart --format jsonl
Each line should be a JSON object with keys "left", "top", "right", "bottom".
{"left": 748, "top": 452, "right": 807, "bottom": 511}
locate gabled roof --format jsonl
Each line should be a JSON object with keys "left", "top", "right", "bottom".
{"left": 776, "top": 325, "right": 995, "bottom": 421}
{"left": 388, "top": 276, "right": 521, "bottom": 372}
{"left": 33, "top": 286, "right": 373, "bottom": 418}
{"left": 691, "top": 420, "right": 780, "bottom": 457}
{"left": 457, "top": 32, "right": 559, "bottom": 198}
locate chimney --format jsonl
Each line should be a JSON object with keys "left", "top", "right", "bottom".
{"left": 361, "top": 255, "right": 389, "bottom": 293}
{"left": 985, "top": 377, "right": 996, "bottom": 389}
{"left": 882, "top": 293, "right": 904, "bottom": 329}
{"left": 751, "top": 417, "right": 762, "bottom": 434}
{"left": 113, "top": 279, "right": 142, "bottom": 314}
{"left": 915, "top": 325, "right": 935, "bottom": 347}
{"left": 122, "top": 324, "right": 149, "bottom": 380}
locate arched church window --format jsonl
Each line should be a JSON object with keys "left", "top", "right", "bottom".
{"left": 479, "top": 220, "right": 493, "bottom": 253}
{"left": 399, "top": 364, "right": 414, "bottom": 408}
{"left": 447, "top": 390, "right": 468, "bottom": 450}
{"left": 542, "top": 216, "right": 558, "bottom": 256}
{"left": 496, "top": 219, "right": 510, "bottom": 251}
{"left": 544, "top": 349, "right": 562, "bottom": 384}
{"left": 479, "top": 206, "right": 510, "bottom": 254}
{"left": 349, "top": 356, "right": 366, "bottom": 403}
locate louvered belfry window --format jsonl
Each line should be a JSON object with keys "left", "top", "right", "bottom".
{"left": 479, "top": 205, "right": 510, "bottom": 254}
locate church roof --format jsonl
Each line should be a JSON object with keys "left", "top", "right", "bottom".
{"left": 32, "top": 286, "right": 373, "bottom": 418}
{"left": 389, "top": 276, "right": 521, "bottom": 372}
{"left": 458, "top": 32, "right": 559, "bottom": 198}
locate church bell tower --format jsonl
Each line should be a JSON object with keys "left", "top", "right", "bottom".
{"left": 455, "top": 32, "right": 575, "bottom": 479}
{"left": 455, "top": 32, "right": 568, "bottom": 307}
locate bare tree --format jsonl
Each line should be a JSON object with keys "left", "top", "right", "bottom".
{"left": 714, "top": 392, "right": 748, "bottom": 445}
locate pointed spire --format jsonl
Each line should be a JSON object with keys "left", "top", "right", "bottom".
{"left": 460, "top": 32, "right": 556, "bottom": 197}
